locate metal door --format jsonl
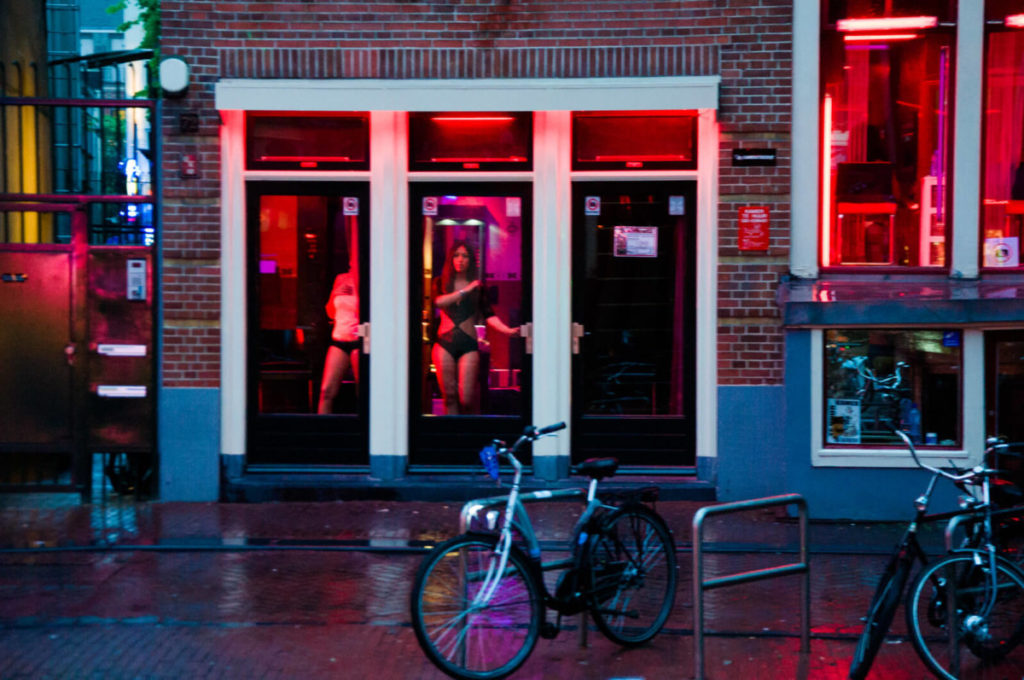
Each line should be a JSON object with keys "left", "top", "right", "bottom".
{"left": 571, "top": 182, "right": 696, "bottom": 467}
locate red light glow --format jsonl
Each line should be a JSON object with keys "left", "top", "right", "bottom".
{"left": 431, "top": 116, "right": 516, "bottom": 122}
{"left": 843, "top": 33, "right": 919, "bottom": 42}
{"left": 1007, "top": 14, "right": 1024, "bottom": 28}
{"left": 837, "top": 16, "right": 937, "bottom": 32}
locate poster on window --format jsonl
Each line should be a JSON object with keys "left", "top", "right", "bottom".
{"left": 827, "top": 398, "right": 861, "bottom": 444}
{"left": 613, "top": 226, "right": 658, "bottom": 258}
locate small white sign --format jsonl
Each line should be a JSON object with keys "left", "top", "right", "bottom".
{"left": 97, "top": 344, "right": 147, "bottom": 357}
{"left": 613, "top": 226, "right": 658, "bottom": 258}
{"left": 827, "top": 398, "right": 861, "bottom": 444}
{"left": 984, "top": 237, "right": 1020, "bottom": 268}
{"left": 422, "top": 196, "right": 438, "bottom": 216}
{"left": 669, "top": 195, "right": 685, "bottom": 215}
{"left": 584, "top": 196, "right": 601, "bottom": 215}
{"left": 343, "top": 197, "right": 359, "bottom": 216}
{"left": 506, "top": 197, "right": 521, "bottom": 218}
{"left": 97, "top": 385, "right": 148, "bottom": 398}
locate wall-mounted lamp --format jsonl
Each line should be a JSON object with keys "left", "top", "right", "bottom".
{"left": 159, "top": 56, "right": 190, "bottom": 97}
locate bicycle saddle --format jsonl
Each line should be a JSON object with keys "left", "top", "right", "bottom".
{"left": 573, "top": 457, "right": 619, "bottom": 480}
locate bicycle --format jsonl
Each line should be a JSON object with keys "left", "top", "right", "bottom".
{"left": 848, "top": 429, "right": 1024, "bottom": 679}
{"left": 409, "top": 422, "right": 677, "bottom": 680}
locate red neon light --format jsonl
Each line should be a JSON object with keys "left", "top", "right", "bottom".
{"left": 837, "top": 16, "right": 937, "bottom": 32}
{"left": 843, "top": 33, "right": 919, "bottom": 42}
{"left": 1007, "top": 14, "right": 1024, "bottom": 28}
{"left": 430, "top": 156, "right": 527, "bottom": 162}
{"left": 431, "top": 116, "right": 516, "bottom": 122}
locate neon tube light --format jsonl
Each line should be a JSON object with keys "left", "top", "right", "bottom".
{"left": 821, "top": 94, "right": 832, "bottom": 267}
{"left": 431, "top": 116, "right": 516, "bottom": 122}
{"left": 843, "top": 33, "right": 919, "bottom": 42}
{"left": 1007, "top": 14, "right": 1024, "bottom": 28}
{"left": 837, "top": 16, "right": 937, "bottom": 32}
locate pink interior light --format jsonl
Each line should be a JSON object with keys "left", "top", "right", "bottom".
{"left": 1006, "top": 14, "right": 1024, "bottom": 28}
{"left": 837, "top": 16, "right": 937, "bottom": 32}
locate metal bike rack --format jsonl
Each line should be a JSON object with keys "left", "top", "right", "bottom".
{"left": 692, "top": 493, "right": 810, "bottom": 680}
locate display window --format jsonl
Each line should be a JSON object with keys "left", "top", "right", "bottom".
{"left": 408, "top": 112, "right": 532, "bottom": 171}
{"left": 417, "top": 193, "right": 525, "bottom": 418}
{"left": 820, "top": 0, "right": 956, "bottom": 268}
{"left": 245, "top": 113, "right": 369, "bottom": 170}
{"left": 246, "top": 182, "right": 370, "bottom": 465}
{"left": 571, "top": 111, "right": 697, "bottom": 171}
{"left": 824, "top": 329, "right": 962, "bottom": 449}
{"left": 981, "top": 1, "right": 1024, "bottom": 269}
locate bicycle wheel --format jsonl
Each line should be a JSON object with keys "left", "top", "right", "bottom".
{"left": 848, "top": 551, "right": 912, "bottom": 680}
{"left": 410, "top": 534, "right": 542, "bottom": 680}
{"left": 584, "top": 505, "right": 677, "bottom": 646}
{"left": 906, "top": 553, "right": 1024, "bottom": 680}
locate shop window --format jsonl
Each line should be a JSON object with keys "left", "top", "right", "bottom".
{"left": 408, "top": 112, "right": 532, "bottom": 171}
{"left": 981, "top": 1, "right": 1024, "bottom": 269}
{"left": 254, "top": 191, "right": 365, "bottom": 416}
{"left": 824, "top": 329, "right": 962, "bottom": 448}
{"left": 246, "top": 113, "right": 369, "bottom": 170}
{"left": 418, "top": 193, "right": 525, "bottom": 417}
{"left": 571, "top": 111, "right": 697, "bottom": 171}
{"left": 820, "top": 1, "right": 956, "bottom": 268}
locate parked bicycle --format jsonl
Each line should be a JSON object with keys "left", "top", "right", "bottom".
{"left": 409, "top": 422, "right": 677, "bottom": 680}
{"left": 848, "top": 426, "right": 1024, "bottom": 678}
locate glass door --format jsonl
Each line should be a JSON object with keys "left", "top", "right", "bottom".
{"left": 246, "top": 182, "right": 370, "bottom": 465}
{"left": 571, "top": 182, "right": 696, "bottom": 467}
{"left": 409, "top": 183, "right": 532, "bottom": 466}
{"left": 986, "top": 330, "right": 1024, "bottom": 442}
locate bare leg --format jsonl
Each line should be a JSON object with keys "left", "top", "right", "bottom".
{"left": 432, "top": 343, "right": 459, "bottom": 415}
{"left": 350, "top": 349, "right": 360, "bottom": 396}
{"left": 317, "top": 346, "right": 352, "bottom": 414}
{"left": 457, "top": 350, "right": 481, "bottom": 414}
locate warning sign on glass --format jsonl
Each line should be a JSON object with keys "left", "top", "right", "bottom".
{"left": 613, "top": 226, "right": 658, "bottom": 258}
{"left": 738, "top": 206, "right": 770, "bottom": 251}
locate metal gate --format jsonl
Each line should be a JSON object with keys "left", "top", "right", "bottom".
{"left": 0, "top": 202, "right": 155, "bottom": 496}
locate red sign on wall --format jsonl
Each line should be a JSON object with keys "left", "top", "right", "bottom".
{"left": 738, "top": 206, "right": 770, "bottom": 251}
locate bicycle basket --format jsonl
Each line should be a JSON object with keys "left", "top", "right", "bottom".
{"left": 986, "top": 442, "right": 1024, "bottom": 507}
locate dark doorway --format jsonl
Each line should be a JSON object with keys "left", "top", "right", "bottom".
{"left": 571, "top": 182, "right": 697, "bottom": 467}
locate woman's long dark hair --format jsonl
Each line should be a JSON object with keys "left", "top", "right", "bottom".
{"left": 439, "top": 240, "right": 479, "bottom": 293}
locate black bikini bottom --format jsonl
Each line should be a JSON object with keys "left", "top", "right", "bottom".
{"left": 330, "top": 339, "right": 361, "bottom": 353}
{"left": 435, "top": 327, "right": 478, "bottom": 360}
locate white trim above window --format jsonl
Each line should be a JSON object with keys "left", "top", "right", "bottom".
{"left": 215, "top": 76, "right": 721, "bottom": 113}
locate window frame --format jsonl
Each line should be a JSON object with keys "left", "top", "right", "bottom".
{"left": 818, "top": 7, "right": 958, "bottom": 271}
{"left": 811, "top": 327, "right": 982, "bottom": 468}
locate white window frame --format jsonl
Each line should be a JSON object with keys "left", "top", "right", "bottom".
{"left": 810, "top": 327, "right": 984, "bottom": 468}
{"left": 790, "top": 1, "right": 984, "bottom": 278}
{"left": 217, "top": 76, "right": 721, "bottom": 469}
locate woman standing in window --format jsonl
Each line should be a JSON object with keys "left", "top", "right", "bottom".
{"left": 431, "top": 241, "right": 518, "bottom": 415}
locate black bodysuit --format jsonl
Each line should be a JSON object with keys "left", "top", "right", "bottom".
{"left": 432, "top": 278, "right": 494, "bottom": 360}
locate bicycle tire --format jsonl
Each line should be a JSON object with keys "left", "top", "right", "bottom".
{"left": 410, "top": 533, "right": 542, "bottom": 680}
{"left": 584, "top": 504, "right": 677, "bottom": 646}
{"left": 906, "top": 553, "right": 1024, "bottom": 680}
{"left": 848, "top": 551, "right": 912, "bottom": 680}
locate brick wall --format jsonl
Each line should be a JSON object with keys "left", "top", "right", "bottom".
{"left": 159, "top": 0, "right": 793, "bottom": 388}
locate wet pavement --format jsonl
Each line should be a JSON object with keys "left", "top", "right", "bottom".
{"left": 0, "top": 493, "right": 951, "bottom": 679}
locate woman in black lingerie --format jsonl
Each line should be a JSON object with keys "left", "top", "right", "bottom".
{"left": 317, "top": 268, "right": 360, "bottom": 414}
{"left": 431, "top": 241, "right": 518, "bottom": 415}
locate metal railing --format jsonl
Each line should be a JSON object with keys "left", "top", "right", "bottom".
{"left": 692, "top": 493, "right": 810, "bottom": 680}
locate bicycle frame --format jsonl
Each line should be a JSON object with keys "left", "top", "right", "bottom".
{"left": 459, "top": 435, "right": 618, "bottom": 615}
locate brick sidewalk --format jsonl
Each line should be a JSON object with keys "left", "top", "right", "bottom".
{"left": 0, "top": 497, "right": 947, "bottom": 679}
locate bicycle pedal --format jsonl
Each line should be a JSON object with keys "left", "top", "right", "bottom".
{"left": 540, "top": 622, "right": 559, "bottom": 640}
